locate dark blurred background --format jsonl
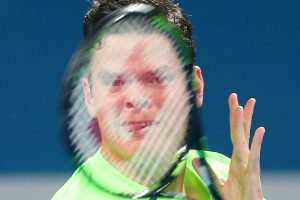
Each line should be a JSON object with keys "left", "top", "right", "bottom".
{"left": 0, "top": 0, "right": 299, "bottom": 199}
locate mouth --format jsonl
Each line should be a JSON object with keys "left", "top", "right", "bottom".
{"left": 121, "top": 121, "right": 159, "bottom": 137}
{"left": 128, "top": 121, "right": 153, "bottom": 131}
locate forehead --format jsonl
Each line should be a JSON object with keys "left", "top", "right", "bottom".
{"left": 88, "top": 33, "right": 182, "bottom": 73}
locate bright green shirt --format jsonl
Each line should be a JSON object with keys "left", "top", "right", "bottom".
{"left": 52, "top": 150, "right": 230, "bottom": 200}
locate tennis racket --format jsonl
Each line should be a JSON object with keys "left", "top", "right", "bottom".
{"left": 61, "top": 4, "right": 222, "bottom": 200}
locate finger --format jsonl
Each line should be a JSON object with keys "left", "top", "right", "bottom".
{"left": 232, "top": 106, "right": 249, "bottom": 162}
{"left": 246, "top": 127, "right": 265, "bottom": 199}
{"left": 243, "top": 98, "right": 256, "bottom": 144}
{"left": 249, "top": 127, "right": 265, "bottom": 174}
{"left": 228, "top": 93, "right": 239, "bottom": 134}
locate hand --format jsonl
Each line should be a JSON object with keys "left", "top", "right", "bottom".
{"left": 221, "top": 93, "right": 265, "bottom": 200}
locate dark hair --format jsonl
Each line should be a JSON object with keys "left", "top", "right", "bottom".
{"left": 83, "top": 0, "right": 195, "bottom": 59}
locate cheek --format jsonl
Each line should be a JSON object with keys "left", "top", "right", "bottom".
{"left": 94, "top": 94, "right": 125, "bottom": 120}
{"left": 151, "top": 88, "right": 166, "bottom": 108}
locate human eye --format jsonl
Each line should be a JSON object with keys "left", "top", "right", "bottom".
{"left": 110, "top": 75, "right": 126, "bottom": 92}
{"left": 140, "top": 67, "right": 174, "bottom": 87}
{"left": 140, "top": 71, "right": 165, "bottom": 87}
{"left": 97, "top": 72, "right": 126, "bottom": 92}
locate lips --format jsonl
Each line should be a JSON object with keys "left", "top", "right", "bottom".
{"left": 121, "top": 121, "right": 159, "bottom": 136}
{"left": 127, "top": 121, "right": 153, "bottom": 131}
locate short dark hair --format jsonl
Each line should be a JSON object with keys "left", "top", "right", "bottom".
{"left": 83, "top": 0, "right": 195, "bottom": 59}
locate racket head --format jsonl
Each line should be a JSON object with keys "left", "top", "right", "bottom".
{"left": 61, "top": 3, "right": 206, "bottom": 198}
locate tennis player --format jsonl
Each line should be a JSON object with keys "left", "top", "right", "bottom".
{"left": 52, "top": 1, "right": 265, "bottom": 200}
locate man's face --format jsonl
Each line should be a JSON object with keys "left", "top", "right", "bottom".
{"left": 85, "top": 33, "right": 190, "bottom": 164}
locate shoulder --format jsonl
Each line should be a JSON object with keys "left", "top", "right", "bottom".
{"left": 51, "top": 152, "right": 138, "bottom": 200}
{"left": 181, "top": 150, "right": 230, "bottom": 199}
{"left": 51, "top": 154, "right": 106, "bottom": 200}
{"left": 51, "top": 162, "right": 89, "bottom": 200}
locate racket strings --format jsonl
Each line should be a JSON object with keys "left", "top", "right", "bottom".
{"left": 72, "top": 42, "right": 194, "bottom": 188}
{"left": 67, "top": 15, "right": 190, "bottom": 164}
{"left": 68, "top": 81, "right": 100, "bottom": 162}
{"left": 117, "top": 72, "right": 192, "bottom": 186}
{"left": 134, "top": 88, "right": 189, "bottom": 167}
{"left": 141, "top": 101, "right": 191, "bottom": 185}
{"left": 86, "top": 58, "right": 191, "bottom": 186}
{"left": 65, "top": 5, "right": 199, "bottom": 197}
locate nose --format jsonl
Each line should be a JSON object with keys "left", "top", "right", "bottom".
{"left": 124, "top": 81, "right": 151, "bottom": 110}
{"left": 125, "top": 98, "right": 151, "bottom": 110}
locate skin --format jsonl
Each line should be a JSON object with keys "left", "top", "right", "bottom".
{"left": 83, "top": 33, "right": 190, "bottom": 171}
{"left": 82, "top": 33, "right": 265, "bottom": 199}
{"left": 167, "top": 70, "right": 265, "bottom": 200}
{"left": 221, "top": 93, "right": 265, "bottom": 200}
{"left": 83, "top": 35, "right": 169, "bottom": 162}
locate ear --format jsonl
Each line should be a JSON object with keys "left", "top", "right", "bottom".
{"left": 82, "top": 78, "right": 97, "bottom": 117}
{"left": 193, "top": 65, "right": 204, "bottom": 108}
